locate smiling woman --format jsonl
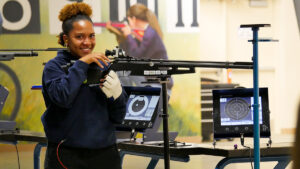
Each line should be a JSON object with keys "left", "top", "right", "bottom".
{"left": 57, "top": 3, "right": 107, "bottom": 66}
{"left": 63, "top": 20, "right": 96, "bottom": 58}
{"left": 41, "top": 2, "right": 128, "bottom": 169}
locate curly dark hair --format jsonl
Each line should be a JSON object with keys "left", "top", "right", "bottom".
{"left": 57, "top": 2, "right": 93, "bottom": 46}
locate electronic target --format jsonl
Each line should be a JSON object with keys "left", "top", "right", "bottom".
{"left": 212, "top": 88, "right": 270, "bottom": 138}
{"left": 128, "top": 96, "right": 149, "bottom": 116}
{"left": 116, "top": 86, "right": 161, "bottom": 132}
{"left": 225, "top": 98, "right": 250, "bottom": 120}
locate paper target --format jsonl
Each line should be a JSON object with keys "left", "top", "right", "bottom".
{"left": 128, "top": 96, "right": 149, "bottom": 116}
{"left": 225, "top": 98, "right": 250, "bottom": 120}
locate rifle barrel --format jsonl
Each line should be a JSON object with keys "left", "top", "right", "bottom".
{"left": 0, "top": 48, "right": 66, "bottom": 51}
{"left": 113, "top": 59, "right": 253, "bottom": 69}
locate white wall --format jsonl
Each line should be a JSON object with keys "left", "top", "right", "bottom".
{"left": 199, "top": 0, "right": 300, "bottom": 134}
{"left": 272, "top": 0, "right": 300, "bottom": 134}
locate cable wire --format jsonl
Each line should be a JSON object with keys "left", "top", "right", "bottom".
{"left": 56, "top": 140, "right": 68, "bottom": 169}
{"left": 240, "top": 134, "right": 254, "bottom": 169}
{"left": 14, "top": 144, "right": 20, "bottom": 169}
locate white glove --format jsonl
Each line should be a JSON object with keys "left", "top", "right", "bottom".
{"left": 101, "top": 70, "right": 122, "bottom": 100}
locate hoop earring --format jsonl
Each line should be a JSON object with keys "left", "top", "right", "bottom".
{"left": 65, "top": 43, "right": 70, "bottom": 52}
{"left": 64, "top": 40, "right": 68, "bottom": 47}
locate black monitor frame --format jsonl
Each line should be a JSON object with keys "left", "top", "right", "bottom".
{"left": 0, "top": 84, "right": 9, "bottom": 114}
{"left": 116, "top": 86, "right": 161, "bottom": 132}
{"left": 212, "top": 87, "right": 270, "bottom": 139}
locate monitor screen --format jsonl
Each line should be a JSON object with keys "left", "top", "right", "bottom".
{"left": 213, "top": 88, "right": 270, "bottom": 138}
{"left": 125, "top": 94, "right": 160, "bottom": 121}
{"left": 220, "top": 96, "right": 263, "bottom": 126}
{"left": 116, "top": 86, "right": 161, "bottom": 131}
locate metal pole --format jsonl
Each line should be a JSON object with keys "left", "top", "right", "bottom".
{"left": 161, "top": 76, "right": 170, "bottom": 169}
{"left": 252, "top": 27, "right": 260, "bottom": 169}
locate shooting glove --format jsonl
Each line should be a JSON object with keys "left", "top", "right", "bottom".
{"left": 101, "top": 70, "right": 122, "bottom": 100}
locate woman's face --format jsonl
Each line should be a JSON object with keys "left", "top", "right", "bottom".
{"left": 65, "top": 20, "right": 95, "bottom": 58}
{"left": 127, "top": 16, "right": 136, "bottom": 29}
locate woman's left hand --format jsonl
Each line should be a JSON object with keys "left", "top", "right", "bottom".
{"left": 79, "top": 52, "right": 110, "bottom": 68}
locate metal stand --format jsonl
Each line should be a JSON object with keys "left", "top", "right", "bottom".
{"left": 252, "top": 25, "right": 261, "bottom": 169}
{"left": 34, "top": 143, "right": 47, "bottom": 169}
{"left": 160, "top": 76, "right": 171, "bottom": 169}
{"left": 130, "top": 129, "right": 135, "bottom": 140}
{"left": 240, "top": 24, "right": 278, "bottom": 169}
{"left": 215, "top": 156, "right": 290, "bottom": 169}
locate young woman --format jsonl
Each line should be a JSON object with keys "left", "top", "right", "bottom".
{"left": 42, "top": 2, "right": 127, "bottom": 169}
{"left": 106, "top": 3, "right": 173, "bottom": 95}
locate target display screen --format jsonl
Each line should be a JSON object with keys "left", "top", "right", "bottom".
{"left": 115, "top": 86, "right": 161, "bottom": 132}
{"left": 125, "top": 94, "right": 160, "bottom": 121}
{"left": 220, "top": 97, "right": 263, "bottom": 126}
{"left": 212, "top": 88, "right": 270, "bottom": 138}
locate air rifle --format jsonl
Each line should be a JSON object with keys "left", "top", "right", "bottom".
{"left": 105, "top": 47, "right": 253, "bottom": 77}
{"left": 61, "top": 47, "right": 253, "bottom": 86}
{"left": 0, "top": 48, "right": 66, "bottom": 61}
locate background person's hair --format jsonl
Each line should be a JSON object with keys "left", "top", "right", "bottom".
{"left": 57, "top": 2, "right": 93, "bottom": 46}
{"left": 127, "top": 3, "right": 163, "bottom": 39}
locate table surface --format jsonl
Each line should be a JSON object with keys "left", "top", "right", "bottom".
{"left": 118, "top": 140, "right": 292, "bottom": 158}
{"left": 0, "top": 130, "right": 293, "bottom": 158}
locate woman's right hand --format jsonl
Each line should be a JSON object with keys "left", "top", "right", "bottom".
{"left": 106, "top": 21, "right": 126, "bottom": 44}
{"left": 79, "top": 53, "right": 110, "bottom": 68}
{"left": 106, "top": 21, "right": 122, "bottom": 36}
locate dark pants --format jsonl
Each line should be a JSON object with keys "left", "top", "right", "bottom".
{"left": 44, "top": 142, "right": 122, "bottom": 169}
